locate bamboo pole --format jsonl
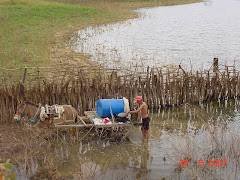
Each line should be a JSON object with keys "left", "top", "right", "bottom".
{"left": 0, "top": 64, "right": 240, "bottom": 123}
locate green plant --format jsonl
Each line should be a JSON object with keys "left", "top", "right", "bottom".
{"left": 0, "top": 159, "right": 16, "bottom": 180}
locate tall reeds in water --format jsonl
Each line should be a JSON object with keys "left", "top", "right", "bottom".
{"left": 0, "top": 63, "right": 239, "bottom": 123}
{"left": 169, "top": 118, "right": 240, "bottom": 179}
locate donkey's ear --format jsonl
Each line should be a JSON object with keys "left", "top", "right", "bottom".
{"left": 18, "top": 82, "right": 26, "bottom": 100}
{"left": 17, "top": 98, "right": 24, "bottom": 105}
{"left": 17, "top": 98, "right": 21, "bottom": 104}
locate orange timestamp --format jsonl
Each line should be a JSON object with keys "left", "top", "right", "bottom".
{"left": 180, "top": 159, "right": 228, "bottom": 167}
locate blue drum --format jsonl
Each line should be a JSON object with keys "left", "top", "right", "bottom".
{"left": 96, "top": 99, "right": 125, "bottom": 118}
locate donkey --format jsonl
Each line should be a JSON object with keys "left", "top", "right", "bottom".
{"left": 14, "top": 100, "right": 79, "bottom": 140}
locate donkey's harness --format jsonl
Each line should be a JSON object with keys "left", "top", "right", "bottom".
{"left": 19, "top": 102, "right": 74, "bottom": 125}
{"left": 27, "top": 104, "right": 41, "bottom": 124}
{"left": 16, "top": 103, "right": 41, "bottom": 124}
{"left": 39, "top": 105, "right": 65, "bottom": 121}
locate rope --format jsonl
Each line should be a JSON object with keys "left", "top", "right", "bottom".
{"left": 107, "top": 100, "right": 115, "bottom": 123}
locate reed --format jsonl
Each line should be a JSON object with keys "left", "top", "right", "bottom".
{"left": 0, "top": 61, "right": 239, "bottom": 123}
{"left": 169, "top": 118, "right": 240, "bottom": 179}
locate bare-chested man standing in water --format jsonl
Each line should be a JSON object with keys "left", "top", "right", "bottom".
{"left": 126, "top": 96, "right": 150, "bottom": 139}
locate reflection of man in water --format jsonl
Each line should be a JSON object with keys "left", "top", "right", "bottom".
{"left": 126, "top": 96, "right": 150, "bottom": 139}
{"left": 136, "top": 138, "right": 149, "bottom": 180}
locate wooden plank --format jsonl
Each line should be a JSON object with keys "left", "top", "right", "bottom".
{"left": 77, "top": 115, "right": 86, "bottom": 125}
{"left": 55, "top": 123, "right": 133, "bottom": 128}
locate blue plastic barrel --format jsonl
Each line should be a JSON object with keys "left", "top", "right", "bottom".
{"left": 96, "top": 99, "right": 124, "bottom": 118}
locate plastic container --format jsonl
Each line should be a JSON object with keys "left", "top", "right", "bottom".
{"left": 96, "top": 99, "right": 125, "bottom": 118}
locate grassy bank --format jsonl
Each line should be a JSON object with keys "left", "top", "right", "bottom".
{"left": 0, "top": 0, "right": 200, "bottom": 69}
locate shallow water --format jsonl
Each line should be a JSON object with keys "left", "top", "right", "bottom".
{"left": 13, "top": 1, "right": 240, "bottom": 177}
{"left": 14, "top": 100, "right": 240, "bottom": 179}
{"left": 76, "top": 100, "right": 240, "bottom": 179}
{"left": 73, "top": 0, "right": 240, "bottom": 71}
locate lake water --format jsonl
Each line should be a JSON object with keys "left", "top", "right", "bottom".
{"left": 70, "top": 1, "right": 240, "bottom": 178}
{"left": 13, "top": 0, "right": 240, "bottom": 179}
{"left": 14, "top": 100, "right": 240, "bottom": 179}
{"left": 73, "top": 0, "right": 240, "bottom": 71}
{"left": 72, "top": 100, "right": 240, "bottom": 180}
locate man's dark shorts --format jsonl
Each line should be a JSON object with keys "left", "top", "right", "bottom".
{"left": 141, "top": 117, "right": 150, "bottom": 131}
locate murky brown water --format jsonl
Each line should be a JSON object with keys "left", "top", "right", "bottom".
{"left": 73, "top": 0, "right": 240, "bottom": 71}
{"left": 74, "top": 100, "right": 240, "bottom": 180}
{"left": 13, "top": 0, "right": 240, "bottom": 178}
{"left": 14, "top": 100, "right": 240, "bottom": 179}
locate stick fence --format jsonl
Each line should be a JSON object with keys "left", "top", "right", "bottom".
{"left": 0, "top": 60, "right": 239, "bottom": 123}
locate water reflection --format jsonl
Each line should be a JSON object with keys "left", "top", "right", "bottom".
{"left": 135, "top": 138, "right": 150, "bottom": 180}
{"left": 73, "top": 0, "right": 240, "bottom": 71}
{"left": 14, "top": 100, "right": 240, "bottom": 179}
{"left": 75, "top": 100, "right": 240, "bottom": 179}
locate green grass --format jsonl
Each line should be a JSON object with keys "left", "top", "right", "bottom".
{"left": 0, "top": 0, "right": 103, "bottom": 68}
{"left": 0, "top": 0, "right": 200, "bottom": 69}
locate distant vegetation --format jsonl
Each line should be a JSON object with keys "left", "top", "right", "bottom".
{"left": 0, "top": 0, "right": 200, "bottom": 68}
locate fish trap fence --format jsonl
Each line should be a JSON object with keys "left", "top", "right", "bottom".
{"left": 0, "top": 62, "right": 239, "bottom": 123}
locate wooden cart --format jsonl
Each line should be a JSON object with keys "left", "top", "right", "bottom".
{"left": 55, "top": 111, "right": 133, "bottom": 141}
